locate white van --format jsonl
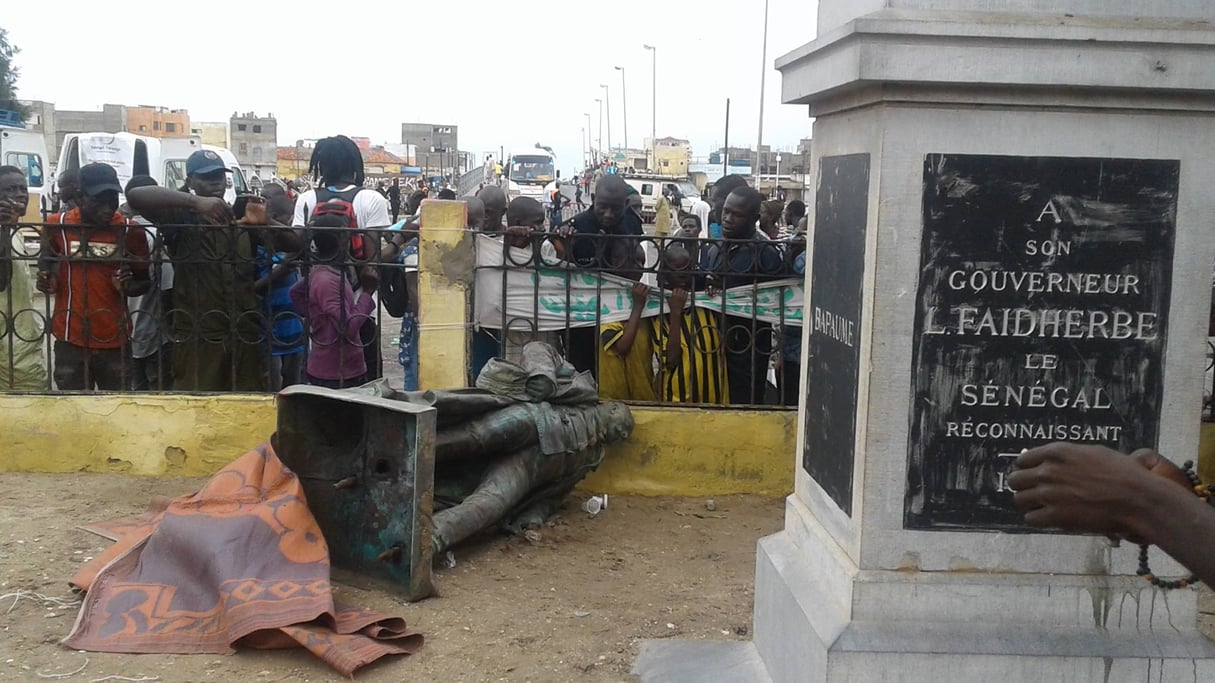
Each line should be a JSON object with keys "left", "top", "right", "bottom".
{"left": 161, "top": 141, "right": 249, "bottom": 204}
{"left": 620, "top": 174, "right": 700, "bottom": 222}
{"left": 0, "top": 125, "right": 50, "bottom": 222}
{"left": 206, "top": 145, "right": 249, "bottom": 204}
{"left": 57, "top": 133, "right": 249, "bottom": 206}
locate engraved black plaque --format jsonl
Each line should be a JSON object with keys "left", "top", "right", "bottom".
{"left": 804, "top": 154, "right": 870, "bottom": 516}
{"left": 905, "top": 154, "right": 1178, "bottom": 531}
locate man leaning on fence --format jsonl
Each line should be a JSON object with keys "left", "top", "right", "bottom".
{"left": 128, "top": 150, "right": 300, "bottom": 392}
{"left": 700, "top": 185, "right": 785, "bottom": 405}
{"left": 550, "top": 175, "right": 645, "bottom": 377}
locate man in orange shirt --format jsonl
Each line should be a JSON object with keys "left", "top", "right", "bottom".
{"left": 38, "top": 163, "right": 151, "bottom": 390}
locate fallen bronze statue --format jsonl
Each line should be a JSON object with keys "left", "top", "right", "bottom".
{"left": 275, "top": 341, "right": 634, "bottom": 601}
{"left": 62, "top": 342, "right": 630, "bottom": 677}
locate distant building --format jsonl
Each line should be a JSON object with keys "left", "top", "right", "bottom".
{"left": 229, "top": 112, "right": 277, "bottom": 182}
{"left": 611, "top": 148, "right": 650, "bottom": 174}
{"left": 648, "top": 137, "right": 691, "bottom": 177}
{"left": 362, "top": 147, "right": 409, "bottom": 176}
{"left": 276, "top": 144, "right": 311, "bottom": 183}
{"left": 126, "top": 105, "right": 190, "bottom": 138}
{"left": 20, "top": 100, "right": 127, "bottom": 162}
{"left": 277, "top": 142, "right": 410, "bottom": 182}
{"left": 382, "top": 143, "right": 417, "bottom": 166}
{"left": 787, "top": 138, "right": 812, "bottom": 175}
{"left": 401, "top": 123, "right": 457, "bottom": 155}
{"left": 191, "top": 122, "right": 229, "bottom": 148}
{"left": 401, "top": 123, "right": 460, "bottom": 176}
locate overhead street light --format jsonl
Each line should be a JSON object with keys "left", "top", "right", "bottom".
{"left": 644, "top": 45, "right": 656, "bottom": 170}
{"left": 594, "top": 98, "right": 604, "bottom": 159}
{"left": 614, "top": 66, "right": 628, "bottom": 153}
{"left": 600, "top": 84, "right": 612, "bottom": 153}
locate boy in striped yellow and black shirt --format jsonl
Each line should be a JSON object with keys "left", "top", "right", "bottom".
{"left": 651, "top": 243, "right": 727, "bottom": 404}
{"left": 597, "top": 243, "right": 727, "bottom": 404}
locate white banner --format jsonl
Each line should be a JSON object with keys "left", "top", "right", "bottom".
{"left": 473, "top": 235, "right": 803, "bottom": 331}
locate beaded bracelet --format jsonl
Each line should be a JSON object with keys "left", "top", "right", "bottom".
{"left": 1136, "top": 460, "right": 1212, "bottom": 591}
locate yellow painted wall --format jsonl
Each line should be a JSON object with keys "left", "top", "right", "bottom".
{"left": 581, "top": 407, "right": 795, "bottom": 498}
{"left": 1, "top": 395, "right": 275, "bottom": 477}
{"left": 7, "top": 391, "right": 1215, "bottom": 498}
{"left": 0, "top": 395, "right": 795, "bottom": 497}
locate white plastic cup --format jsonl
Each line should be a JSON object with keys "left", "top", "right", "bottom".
{"left": 584, "top": 495, "right": 605, "bottom": 515}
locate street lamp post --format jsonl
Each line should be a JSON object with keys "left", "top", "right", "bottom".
{"left": 600, "top": 84, "right": 612, "bottom": 154}
{"left": 776, "top": 153, "right": 782, "bottom": 198}
{"left": 584, "top": 112, "right": 592, "bottom": 165}
{"left": 644, "top": 45, "right": 656, "bottom": 170}
{"left": 755, "top": 0, "right": 770, "bottom": 186}
{"left": 614, "top": 66, "right": 628, "bottom": 154}
{"left": 594, "top": 98, "right": 604, "bottom": 161}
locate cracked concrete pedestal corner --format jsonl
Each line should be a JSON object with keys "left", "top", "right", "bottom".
{"left": 636, "top": 1, "right": 1215, "bottom": 680}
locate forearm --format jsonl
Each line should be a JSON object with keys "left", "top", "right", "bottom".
{"left": 127, "top": 186, "right": 198, "bottom": 212}
{"left": 616, "top": 309, "right": 644, "bottom": 355}
{"left": 665, "top": 310, "right": 682, "bottom": 369}
{"left": 1133, "top": 482, "right": 1215, "bottom": 587}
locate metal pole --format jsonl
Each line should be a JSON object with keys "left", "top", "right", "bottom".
{"left": 584, "top": 113, "right": 592, "bottom": 166}
{"left": 615, "top": 66, "right": 628, "bottom": 153}
{"left": 601, "top": 84, "right": 612, "bottom": 154}
{"left": 644, "top": 44, "right": 656, "bottom": 171}
{"left": 723, "top": 98, "right": 731, "bottom": 177}
{"left": 594, "top": 98, "right": 603, "bottom": 162}
{"left": 755, "top": 0, "right": 770, "bottom": 186}
{"left": 776, "top": 153, "right": 782, "bottom": 199}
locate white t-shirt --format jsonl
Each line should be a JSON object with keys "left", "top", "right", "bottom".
{"left": 291, "top": 185, "right": 392, "bottom": 228}
{"left": 691, "top": 199, "right": 711, "bottom": 232}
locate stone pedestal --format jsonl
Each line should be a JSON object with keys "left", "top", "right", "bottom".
{"left": 636, "top": 2, "right": 1215, "bottom": 681}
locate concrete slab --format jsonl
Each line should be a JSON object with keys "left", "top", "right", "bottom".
{"left": 632, "top": 640, "right": 772, "bottom": 683}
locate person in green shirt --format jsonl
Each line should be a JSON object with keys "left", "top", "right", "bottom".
{"left": 127, "top": 150, "right": 300, "bottom": 392}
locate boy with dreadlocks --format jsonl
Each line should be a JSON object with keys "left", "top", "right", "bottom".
{"left": 291, "top": 136, "right": 393, "bottom": 381}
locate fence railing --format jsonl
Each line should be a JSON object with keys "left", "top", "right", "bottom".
{"left": 471, "top": 230, "right": 805, "bottom": 408}
{"left": 1, "top": 219, "right": 807, "bottom": 408}
{"left": 0, "top": 222, "right": 410, "bottom": 394}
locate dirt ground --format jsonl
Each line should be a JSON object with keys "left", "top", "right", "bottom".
{"left": 0, "top": 473, "right": 782, "bottom": 682}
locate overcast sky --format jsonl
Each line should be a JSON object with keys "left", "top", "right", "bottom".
{"left": 4, "top": 0, "right": 818, "bottom": 176}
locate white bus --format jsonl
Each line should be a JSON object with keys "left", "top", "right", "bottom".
{"left": 506, "top": 147, "right": 559, "bottom": 207}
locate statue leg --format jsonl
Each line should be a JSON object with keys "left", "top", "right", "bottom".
{"left": 432, "top": 446, "right": 541, "bottom": 554}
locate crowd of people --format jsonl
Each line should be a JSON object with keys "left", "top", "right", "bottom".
{"left": 477, "top": 170, "right": 809, "bottom": 406}
{"left": 5, "top": 139, "right": 1214, "bottom": 581}
{"left": 0, "top": 140, "right": 809, "bottom": 407}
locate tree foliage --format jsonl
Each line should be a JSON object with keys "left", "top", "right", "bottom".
{"left": 0, "top": 28, "right": 26, "bottom": 116}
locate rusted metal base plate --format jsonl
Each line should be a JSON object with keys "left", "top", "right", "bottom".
{"left": 275, "top": 386, "right": 436, "bottom": 601}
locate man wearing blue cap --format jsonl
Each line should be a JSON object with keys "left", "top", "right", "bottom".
{"left": 127, "top": 150, "right": 296, "bottom": 392}
{"left": 38, "top": 163, "right": 151, "bottom": 390}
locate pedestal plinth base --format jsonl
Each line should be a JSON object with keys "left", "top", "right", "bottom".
{"left": 636, "top": 505, "right": 1215, "bottom": 683}
{"left": 750, "top": 531, "right": 1215, "bottom": 682}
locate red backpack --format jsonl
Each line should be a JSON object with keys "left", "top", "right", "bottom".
{"left": 310, "top": 186, "right": 365, "bottom": 260}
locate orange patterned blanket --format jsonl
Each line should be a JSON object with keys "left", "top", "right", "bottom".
{"left": 65, "top": 443, "right": 423, "bottom": 677}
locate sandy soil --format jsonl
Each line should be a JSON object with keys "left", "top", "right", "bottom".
{"left": 0, "top": 473, "right": 782, "bottom": 682}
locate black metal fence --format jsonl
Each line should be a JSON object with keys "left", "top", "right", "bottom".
{"left": 0, "top": 222, "right": 410, "bottom": 394}
{"left": 472, "top": 230, "right": 805, "bottom": 409}
{"left": 1, "top": 220, "right": 808, "bottom": 408}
